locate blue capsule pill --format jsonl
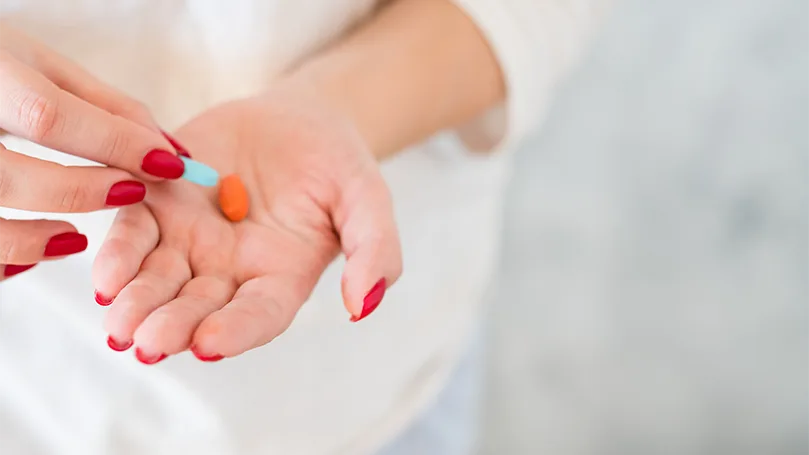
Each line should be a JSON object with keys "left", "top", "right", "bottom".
{"left": 179, "top": 156, "right": 219, "bottom": 187}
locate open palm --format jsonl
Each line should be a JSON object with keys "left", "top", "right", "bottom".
{"left": 93, "top": 92, "right": 402, "bottom": 363}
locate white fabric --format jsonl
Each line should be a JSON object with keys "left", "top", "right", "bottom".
{"left": 0, "top": 1, "right": 601, "bottom": 454}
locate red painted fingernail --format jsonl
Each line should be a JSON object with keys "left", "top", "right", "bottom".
{"left": 190, "top": 344, "right": 224, "bottom": 362}
{"left": 94, "top": 290, "right": 113, "bottom": 306}
{"left": 350, "top": 278, "right": 387, "bottom": 322}
{"left": 161, "top": 131, "right": 191, "bottom": 158}
{"left": 3, "top": 263, "right": 36, "bottom": 278}
{"left": 141, "top": 149, "right": 185, "bottom": 179}
{"left": 107, "top": 335, "right": 133, "bottom": 352}
{"left": 134, "top": 347, "right": 166, "bottom": 365}
{"left": 44, "top": 232, "right": 88, "bottom": 257}
{"left": 105, "top": 181, "right": 146, "bottom": 206}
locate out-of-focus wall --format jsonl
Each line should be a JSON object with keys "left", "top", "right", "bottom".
{"left": 482, "top": 0, "right": 808, "bottom": 453}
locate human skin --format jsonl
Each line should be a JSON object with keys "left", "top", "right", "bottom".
{"left": 4, "top": 0, "right": 506, "bottom": 361}
{"left": 0, "top": 24, "right": 187, "bottom": 280}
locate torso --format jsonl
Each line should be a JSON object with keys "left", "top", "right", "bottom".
{"left": 0, "top": 2, "right": 510, "bottom": 453}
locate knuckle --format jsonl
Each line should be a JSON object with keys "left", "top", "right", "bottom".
{"left": 0, "top": 228, "right": 31, "bottom": 264}
{"left": 0, "top": 163, "right": 14, "bottom": 203}
{"left": 260, "top": 298, "right": 287, "bottom": 322}
{"left": 0, "top": 236, "right": 15, "bottom": 263}
{"left": 11, "top": 89, "right": 61, "bottom": 142}
{"left": 56, "top": 180, "right": 89, "bottom": 212}
{"left": 263, "top": 297, "right": 296, "bottom": 329}
{"left": 99, "top": 123, "right": 131, "bottom": 164}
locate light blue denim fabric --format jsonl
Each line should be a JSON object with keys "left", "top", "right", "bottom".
{"left": 375, "top": 331, "right": 484, "bottom": 455}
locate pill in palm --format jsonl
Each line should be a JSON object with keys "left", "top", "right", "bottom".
{"left": 218, "top": 174, "right": 249, "bottom": 222}
{"left": 179, "top": 156, "right": 219, "bottom": 187}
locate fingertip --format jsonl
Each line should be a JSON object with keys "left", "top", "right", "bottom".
{"left": 106, "top": 334, "right": 132, "bottom": 352}
{"left": 134, "top": 347, "right": 167, "bottom": 365}
{"left": 349, "top": 277, "right": 387, "bottom": 323}
{"left": 191, "top": 317, "right": 227, "bottom": 352}
{"left": 92, "top": 238, "right": 138, "bottom": 297}
{"left": 94, "top": 290, "right": 114, "bottom": 306}
{"left": 105, "top": 180, "right": 146, "bottom": 207}
{"left": 191, "top": 300, "right": 286, "bottom": 358}
{"left": 3, "top": 263, "right": 37, "bottom": 279}
{"left": 141, "top": 149, "right": 185, "bottom": 180}
{"left": 190, "top": 344, "right": 224, "bottom": 362}
{"left": 94, "top": 204, "right": 158, "bottom": 297}
{"left": 161, "top": 130, "right": 191, "bottom": 158}
{"left": 340, "top": 242, "right": 402, "bottom": 320}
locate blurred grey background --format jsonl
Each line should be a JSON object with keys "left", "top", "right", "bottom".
{"left": 482, "top": 0, "right": 808, "bottom": 454}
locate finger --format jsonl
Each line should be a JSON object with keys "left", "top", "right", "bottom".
{"left": 48, "top": 69, "right": 161, "bottom": 134}
{"left": 0, "top": 27, "right": 162, "bottom": 133}
{"left": 103, "top": 246, "right": 190, "bottom": 353}
{"left": 0, "top": 143, "right": 146, "bottom": 213}
{"left": 191, "top": 275, "right": 306, "bottom": 360}
{"left": 334, "top": 171, "right": 403, "bottom": 322}
{"left": 1, "top": 263, "right": 37, "bottom": 281}
{"left": 1, "top": 29, "right": 186, "bottom": 156}
{"left": 92, "top": 203, "right": 159, "bottom": 304}
{"left": 0, "top": 51, "right": 184, "bottom": 181}
{"left": 0, "top": 217, "right": 86, "bottom": 264}
{"left": 133, "top": 276, "right": 235, "bottom": 359}
{"left": 161, "top": 131, "right": 192, "bottom": 158}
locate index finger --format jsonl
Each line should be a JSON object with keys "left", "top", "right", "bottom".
{"left": 0, "top": 51, "right": 183, "bottom": 181}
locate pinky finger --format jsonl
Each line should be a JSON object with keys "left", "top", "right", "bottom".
{"left": 0, "top": 217, "right": 86, "bottom": 265}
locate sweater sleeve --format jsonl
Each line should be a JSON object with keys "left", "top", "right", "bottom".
{"left": 451, "top": 0, "right": 613, "bottom": 152}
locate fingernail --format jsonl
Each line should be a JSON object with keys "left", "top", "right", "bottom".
{"left": 190, "top": 344, "right": 224, "bottom": 362}
{"left": 141, "top": 149, "right": 185, "bottom": 179}
{"left": 94, "top": 290, "right": 113, "bottom": 306}
{"left": 350, "top": 278, "right": 387, "bottom": 322}
{"left": 44, "top": 232, "right": 88, "bottom": 257}
{"left": 3, "top": 263, "right": 36, "bottom": 278}
{"left": 107, "top": 335, "right": 133, "bottom": 352}
{"left": 134, "top": 347, "right": 166, "bottom": 365}
{"left": 161, "top": 131, "right": 191, "bottom": 158}
{"left": 179, "top": 156, "right": 219, "bottom": 187}
{"left": 105, "top": 181, "right": 146, "bottom": 206}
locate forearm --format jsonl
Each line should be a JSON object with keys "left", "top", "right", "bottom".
{"left": 281, "top": 0, "right": 505, "bottom": 159}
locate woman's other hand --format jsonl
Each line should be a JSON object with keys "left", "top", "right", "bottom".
{"left": 0, "top": 25, "right": 184, "bottom": 280}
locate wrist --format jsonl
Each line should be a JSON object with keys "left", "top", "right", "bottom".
{"left": 274, "top": 62, "right": 392, "bottom": 160}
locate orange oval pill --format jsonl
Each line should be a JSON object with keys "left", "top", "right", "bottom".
{"left": 218, "top": 174, "right": 249, "bottom": 222}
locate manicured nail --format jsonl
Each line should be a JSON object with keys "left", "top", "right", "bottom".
{"left": 105, "top": 181, "right": 146, "bottom": 206}
{"left": 161, "top": 131, "right": 191, "bottom": 158}
{"left": 141, "top": 149, "right": 185, "bottom": 179}
{"left": 107, "top": 335, "right": 133, "bottom": 352}
{"left": 44, "top": 232, "right": 88, "bottom": 257}
{"left": 94, "top": 290, "right": 113, "bottom": 306}
{"left": 350, "top": 278, "right": 387, "bottom": 322}
{"left": 3, "top": 263, "right": 36, "bottom": 278}
{"left": 134, "top": 347, "right": 166, "bottom": 365}
{"left": 190, "top": 344, "right": 224, "bottom": 362}
{"left": 179, "top": 156, "right": 219, "bottom": 187}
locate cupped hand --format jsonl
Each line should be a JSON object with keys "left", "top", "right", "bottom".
{"left": 93, "top": 89, "right": 402, "bottom": 362}
{"left": 0, "top": 25, "right": 186, "bottom": 280}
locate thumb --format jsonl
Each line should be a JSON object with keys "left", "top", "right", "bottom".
{"left": 335, "top": 169, "right": 402, "bottom": 322}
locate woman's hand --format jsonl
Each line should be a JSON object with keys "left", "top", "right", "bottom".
{"left": 93, "top": 87, "right": 402, "bottom": 362}
{"left": 0, "top": 25, "right": 186, "bottom": 280}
